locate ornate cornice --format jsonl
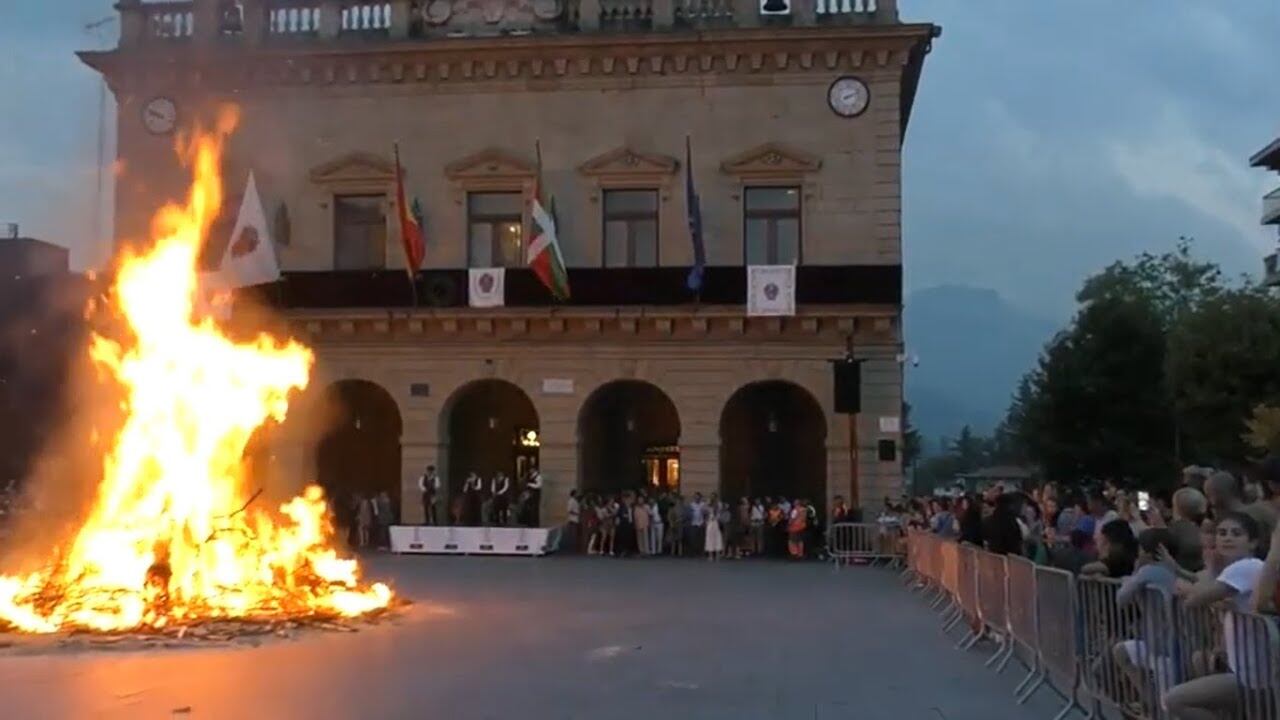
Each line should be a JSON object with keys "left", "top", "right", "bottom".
{"left": 309, "top": 151, "right": 396, "bottom": 183}
{"left": 444, "top": 147, "right": 536, "bottom": 181}
{"left": 578, "top": 147, "right": 678, "bottom": 179}
{"left": 80, "top": 24, "right": 933, "bottom": 93}
{"left": 273, "top": 306, "right": 899, "bottom": 345}
{"left": 720, "top": 142, "right": 821, "bottom": 180}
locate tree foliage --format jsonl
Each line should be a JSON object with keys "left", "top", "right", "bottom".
{"left": 1002, "top": 238, "right": 1280, "bottom": 487}
{"left": 1244, "top": 405, "right": 1280, "bottom": 457}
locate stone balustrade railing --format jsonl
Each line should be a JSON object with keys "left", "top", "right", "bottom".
{"left": 116, "top": 0, "right": 897, "bottom": 47}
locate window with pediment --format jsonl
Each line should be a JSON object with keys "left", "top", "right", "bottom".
{"left": 578, "top": 147, "right": 676, "bottom": 268}
{"left": 720, "top": 143, "right": 820, "bottom": 266}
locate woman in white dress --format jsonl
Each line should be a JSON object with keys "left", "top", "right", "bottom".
{"left": 704, "top": 494, "right": 725, "bottom": 561}
{"left": 649, "top": 498, "right": 664, "bottom": 555}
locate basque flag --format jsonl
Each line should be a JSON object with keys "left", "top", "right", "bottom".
{"left": 685, "top": 136, "right": 706, "bottom": 293}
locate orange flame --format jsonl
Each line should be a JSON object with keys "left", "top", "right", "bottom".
{"left": 0, "top": 108, "right": 391, "bottom": 633}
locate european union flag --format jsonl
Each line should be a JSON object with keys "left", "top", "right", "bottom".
{"left": 685, "top": 136, "right": 706, "bottom": 293}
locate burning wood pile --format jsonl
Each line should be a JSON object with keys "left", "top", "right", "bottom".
{"left": 0, "top": 108, "right": 393, "bottom": 640}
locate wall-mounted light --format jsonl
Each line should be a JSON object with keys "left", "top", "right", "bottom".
{"left": 354, "top": 417, "right": 363, "bottom": 431}
{"left": 488, "top": 416, "right": 497, "bottom": 430}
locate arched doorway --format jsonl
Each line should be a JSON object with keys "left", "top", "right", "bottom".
{"left": 720, "top": 381, "right": 826, "bottom": 511}
{"left": 579, "top": 380, "right": 681, "bottom": 496}
{"left": 315, "top": 379, "right": 403, "bottom": 529}
{"left": 442, "top": 380, "right": 540, "bottom": 494}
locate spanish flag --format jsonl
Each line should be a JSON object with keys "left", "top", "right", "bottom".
{"left": 393, "top": 144, "right": 425, "bottom": 278}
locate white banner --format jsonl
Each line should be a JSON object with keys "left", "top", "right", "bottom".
{"left": 468, "top": 267, "right": 505, "bottom": 308}
{"left": 747, "top": 265, "right": 796, "bottom": 317}
{"left": 389, "top": 526, "right": 560, "bottom": 556}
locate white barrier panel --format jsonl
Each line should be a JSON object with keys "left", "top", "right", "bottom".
{"left": 389, "top": 526, "right": 560, "bottom": 556}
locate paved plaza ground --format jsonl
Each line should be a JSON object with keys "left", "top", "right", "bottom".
{"left": 0, "top": 555, "right": 1070, "bottom": 719}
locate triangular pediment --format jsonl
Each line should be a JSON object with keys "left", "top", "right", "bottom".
{"left": 578, "top": 147, "right": 678, "bottom": 178}
{"left": 308, "top": 152, "right": 396, "bottom": 184}
{"left": 720, "top": 143, "right": 821, "bottom": 177}
{"left": 444, "top": 148, "right": 535, "bottom": 181}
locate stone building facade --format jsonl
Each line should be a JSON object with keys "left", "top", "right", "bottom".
{"left": 83, "top": 0, "right": 938, "bottom": 524}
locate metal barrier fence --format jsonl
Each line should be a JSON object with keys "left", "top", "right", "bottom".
{"left": 828, "top": 522, "right": 903, "bottom": 567}
{"left": 901, "top": 530, "right": 1280, "bottom": 720}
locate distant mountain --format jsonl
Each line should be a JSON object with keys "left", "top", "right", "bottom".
{"left": 904, "top": 285, "right": 1059, "bottom": 452}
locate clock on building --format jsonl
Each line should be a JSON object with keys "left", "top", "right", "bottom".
{"left": 142, "top": 96, "right": 178, "bottom": 135}
{"left": 826, "top": 77, "right": 870, "bottom": 118}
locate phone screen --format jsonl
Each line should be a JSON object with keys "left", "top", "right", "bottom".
{"left": 1137, "top": 491, "right": 1150, "bottom": 512}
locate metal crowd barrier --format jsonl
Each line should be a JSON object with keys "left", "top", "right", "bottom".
{"left": 828, "top": 522, "right": 903, "bottom": 568}
{"left": 899, "top": 531, "right": 1280, "bottom": 719}
{"left": 976, "top": 551, "right": 1012, "bottom": 669}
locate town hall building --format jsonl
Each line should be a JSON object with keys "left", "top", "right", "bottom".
{"left": 81, "top": 0, "right": 938, "bottom": 524}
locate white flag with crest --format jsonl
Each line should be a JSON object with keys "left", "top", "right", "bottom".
{"left": 747, "top": 265, "right": 796, "bottom": 317}
{"left": 195, "top": 172, "right": 280, "bottom": 320}
{"left": 208, "top": 172, "right": 280, "bottom": 291}
{"left": 469, "top": 268, "right": 506, "bottom": 308}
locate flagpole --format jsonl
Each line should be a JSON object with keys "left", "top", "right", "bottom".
{"left": 394, "top": 142, "right": 420, "bottom": 309}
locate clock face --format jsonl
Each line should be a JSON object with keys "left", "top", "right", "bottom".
{"left": 827, "top": 77, "right": 870, "bottom": 118}
{"left": 142, "top": 97, "right": 178, "bottom": 135}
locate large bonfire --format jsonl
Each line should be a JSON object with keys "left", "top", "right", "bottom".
{"left": 0, "top": 109, "right": 392, "bottom": 634}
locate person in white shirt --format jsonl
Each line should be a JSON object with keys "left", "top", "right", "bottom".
{"left": 417, "top": 464, "right": 441, "bottom": 525}
{"left": 463, "top": 472, "right": 483, "bottom": 527}
{"left": 688, "top": 492, "right": 706, "bottom": 555}
{"left": 750, "top": 499, "right": 766, "bottom": 556}
{"left": 526, "top": 469, "right": 544, "bottom": 527}
{"left": 648, "top": 497, "right": 663, "bottom": 555}
{"left": 1163, "top": 512, "right": 1266, "bottom": 718}
{"left": 491, "top": 472, "right": 511, "bottom": 526}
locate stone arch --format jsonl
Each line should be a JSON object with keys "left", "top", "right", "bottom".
{"left": 439, "top": 379, "right": 541, "bottom": 499}
{"left": 719, "top": 380, "right": 827, "bottom": 512}
{"left": 577, "top": 380, "right": 681, "bottom": 496}
{"left": 315, "top": 378, "right": 403, "bottom": 533}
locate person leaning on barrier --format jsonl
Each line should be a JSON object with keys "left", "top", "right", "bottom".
{"left": 1252, "top": 516, "right": 1280, "bottom": 615}
{"left": 982, "top": 493, "right": 1024, "bottom": 556}
{"left": 1112, "top": 529, "right": 1182, "bottom": 707}
{"left": 1080, "top": 519, "right": 1138, "bottom": 578}
{"left": 1047, "top": 529, "right": 1094, "bottom": 575}
{"left": 958, "top": 495, "right": 984, "bottom": 546}
{"left": 1162, "top": 511, "right": 1268, "bottom": 720}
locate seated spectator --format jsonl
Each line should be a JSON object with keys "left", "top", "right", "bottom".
{"left": 1081, "top": 519, "right": 1137, "bottom": 578}
{"left": 1163, "top": 512, "right": 1267, "bottom": 719}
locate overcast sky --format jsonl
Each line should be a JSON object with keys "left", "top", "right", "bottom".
{"left": 2, "top": 1, "right": 1277, "bottom": 319}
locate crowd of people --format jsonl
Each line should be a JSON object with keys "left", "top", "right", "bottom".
{"left": 905, "top": 460, "right": 1280, "bottom": 719}
{"left": 561, "top": 490, "right": 858, "bottom": 560}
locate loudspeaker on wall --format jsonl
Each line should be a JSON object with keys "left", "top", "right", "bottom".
{"left": 832, "top": 360, "right": 862, "bottom": 414}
